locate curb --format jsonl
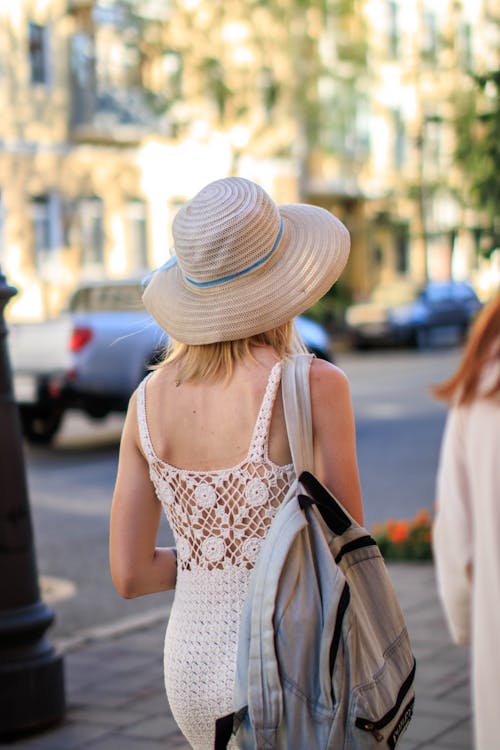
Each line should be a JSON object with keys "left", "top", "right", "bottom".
{"left": 55, "top": 603, "right": 172, "bottom": 654}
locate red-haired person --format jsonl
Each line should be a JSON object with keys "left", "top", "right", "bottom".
{"left": 433, "top": 292, "right": 500, "bottom": 749}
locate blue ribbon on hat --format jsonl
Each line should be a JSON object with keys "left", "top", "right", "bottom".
{"left": 157, "top": 219, "right": 284, "bottom": 288}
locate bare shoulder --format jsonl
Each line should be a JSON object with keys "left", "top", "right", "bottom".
{"left": 309, "top": 357, "right": 351, "bottom": 404}
{"left": 122, "top": 387, "right": 139, "bottom": 439}
{"left": 142, "top": 364, "right": 178, "bottom": 396}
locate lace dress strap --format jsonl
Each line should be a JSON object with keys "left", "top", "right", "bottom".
{"left": 247, "top": 361, "right": 283, "bottom": 461}
{"left": 136, "top": 372, "right": 156, "bottom": 462}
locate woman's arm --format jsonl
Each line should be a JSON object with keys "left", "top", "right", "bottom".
{"left": 433, "top": 407, "right": 473, "bottom": 644}
{"left": 310, "top": 358, "right": 364, "bottom": 525}
{"left": 109, "top": 391, "right": 177, "bottom": 599}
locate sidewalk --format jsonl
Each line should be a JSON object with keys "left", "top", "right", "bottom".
{"left": 5, "top": 563, "right": 472, "bottom": 750}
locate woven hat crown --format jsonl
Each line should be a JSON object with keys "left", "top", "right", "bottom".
{"left": 172, "top": 177, "right": 281, "bottom": 285}
{"left": 143, "top": 175, "right": 350, "bottom": 345}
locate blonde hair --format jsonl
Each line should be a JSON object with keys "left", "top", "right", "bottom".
{"left": 154, "top": 321, "right": 307, "bottom": 384}
{"left": 432, "top": 292, "right": 500, "bottom": 405}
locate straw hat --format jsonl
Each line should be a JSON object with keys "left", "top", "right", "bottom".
{"left": 142, "top": 177, "right": 350, "bottom": 344}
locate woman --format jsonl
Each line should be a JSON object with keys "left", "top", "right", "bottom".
{"left": 433, "top": 292, "right": 500, "bottom": 749}
{"left": 109, "top": 177, "right": 363, "bottom": 749}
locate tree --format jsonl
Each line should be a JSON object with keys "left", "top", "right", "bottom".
{"left": 454, "top": 69, "right": 500, "bottom": 257}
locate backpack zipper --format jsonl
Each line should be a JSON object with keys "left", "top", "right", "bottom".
{"left": 329, "top": 582, "right": 350, "bottom": 704}
{"left": 355, "top": 659, "right": 416, "bottom": 738}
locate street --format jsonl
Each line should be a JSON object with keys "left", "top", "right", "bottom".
{"left": 25, "top": 346, "right": 460, "bottom": 640}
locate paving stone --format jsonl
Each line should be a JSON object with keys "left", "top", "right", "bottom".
{"left": 124, "top": 692, "right": 171, "bottom": 715}
{"left": 65, "top": 705, "right": 148, "bottom": 729}
{"left": 163, "top": 732, "right": 192, "bottom": 749}
{"left": 413, "top": 695, "right": 472, "bottom": 720}
{"left": 398, "top": 738, "right": 421, "bottom": 750}
{"left": 83, "top": 735, "right": 172, "bottom": 750}
{"left": 5, "top": 734, "right": 62, "bottom": 750}
{"left": 403, "top": 713, "right": 462, "bottom": 745}
{"left": 94, "top": 670, "right": 163, "bottom": 696}
{"left": 68, "top": 687, "right": 138, "bottom": 709}
{"left": 5, "top": 721, "right": 112, "bottom": 750}
{"left": 122, "top": 715, "right": 180, "bottom": 740}
{"left": 429, "top": 718, "right": 473, "bottom": 749}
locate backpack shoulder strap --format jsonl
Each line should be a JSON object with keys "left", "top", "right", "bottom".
{"left": 281, "top": 353, "right": 315, "bottom": 477}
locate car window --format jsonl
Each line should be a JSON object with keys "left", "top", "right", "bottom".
{"left": 424, "top": 284, "right": 453, "bottom": 302}
{"left": 451, "top": 283, "right": 477, "bottom": 301}
{"left": 425, "top": 282, "right": 477, "bottom": 303}
{"left": 69, "top": 285, "right": 143, "bottom": 312}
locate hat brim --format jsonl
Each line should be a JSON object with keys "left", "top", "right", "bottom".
{"left": 142, "top": 203, "right": 350, "bottom": 345}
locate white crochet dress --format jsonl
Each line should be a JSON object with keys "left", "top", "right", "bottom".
{"left": 137, "top": 362, "right": 295, "bottom": 750}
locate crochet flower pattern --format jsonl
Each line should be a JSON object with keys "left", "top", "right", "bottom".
{"left": 157, "top": 478, "right": 175, "bottom": 505}
{"left": 245, "top": 478, "right": 269, "bottom": 506}
{"left": 176, "top": 536, "right": 192, "bottom": 562}
{"left": 242, "top": 537, "right": 261, "bottom": 563}
{"left": 202, "top": 536, "right": 225, "bottom": 563}
{"left": 194, "top": 483, "right": 217, "bottom": 508}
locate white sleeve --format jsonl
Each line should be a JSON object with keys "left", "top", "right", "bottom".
{"left": 432, "top": 407, "right": 473, "bottom": 645}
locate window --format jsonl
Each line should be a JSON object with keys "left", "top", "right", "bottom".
{"left": 126, "top": 199, "right": 149, "bottom": 271}
{"left": 202, "top": 57, "right": 229, "bottom": 121}
{"left": 395, "top": 225, "right": 409, "bottom": 273}
{"left": 387, "top": 0, "right": 399, "bottom": 59}
{"left": 0, "top": 192, "right": 4, "bottom": 266}
{"left": 80, "top": 197, "right": 105, "bottom": 269}
{"left": 161, "top": 50, "right": 182, "bottom": 100}
{"left": 422, "top": 10, "right": 438, "bottom": 62}
{"left": 70, "top": 32, "right": 96, "bottom": 126}
{"left": 31, "top": 194, "right": 61, "bottom": 275}
{"left": 392, "top": 110, "right": 406, "bottom": 168}
{"left": 425, "top": 117, "right": 443, "bottom": 169}
{"left": 29, "top": 22, "right": 50, "bottom": 85}
{"left": 458, "top": 22, "right": 472, "bottom": 71}
{"left": 258, "top": 66, "right": 279, "bottom": 120}
{"left": 70, "top": 283, "right": 142, "bottom": 313}
{"left": 355, "top": 95, "right": 371, "bottom": 156}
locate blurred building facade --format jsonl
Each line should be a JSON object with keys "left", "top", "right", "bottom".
{"left": 0, "top": 0, "right": 497, "bottom": 320}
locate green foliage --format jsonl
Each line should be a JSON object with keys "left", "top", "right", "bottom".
{"left": 307, "top": 280, "right": 353, "bottom": 328}
{"left": 200, "top": 57, "right": 232, "bottom": 121}
{"left": 372, "top": 510, "right": 433, "bottom": 562}
{"left": 453, "top": 69, "right": 500, "bottom": 255}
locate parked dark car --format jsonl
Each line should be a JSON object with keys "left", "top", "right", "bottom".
{"left": 345, "top": 280, "right": 482, "bottom": 349}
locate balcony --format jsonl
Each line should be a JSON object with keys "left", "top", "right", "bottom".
{"left": 69, "top": 25, "right": 172, "bottom": 143}
{"left": 67, "top": 0, "right": 173, "bottom": 21}
{"left": 71, "top": 84, "right": 170, "bottom": 143}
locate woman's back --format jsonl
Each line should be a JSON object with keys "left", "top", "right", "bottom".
{"left": 142, "top": 350, "right": 292, "bottom": 471}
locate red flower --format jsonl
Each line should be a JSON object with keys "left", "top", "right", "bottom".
{"left": 414, "top": 509, "right": 431, "bottom": 527}
{"left": 387, "top": 521, "right": 410, "bottom": 545}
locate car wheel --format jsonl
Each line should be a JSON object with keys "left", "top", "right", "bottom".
{"left": 20, "top": 405, "right": 64, "bottom": 444}
{"left": 354, "top": 338, "right": 371, "bottom": 351}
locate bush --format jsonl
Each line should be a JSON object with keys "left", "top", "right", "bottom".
{"left": 307, "top": 280, "right": 353, "bottom": 330}
{"left": 371, "top": 509, "right": 433, "bottom": 561}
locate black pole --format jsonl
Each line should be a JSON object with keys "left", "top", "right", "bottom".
{"left": 0, "top": 268, "right": 65, "bottom": 739}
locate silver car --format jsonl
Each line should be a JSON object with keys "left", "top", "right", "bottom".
{"left": 13, "top": 278, "right": 333, "bottom": 443}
